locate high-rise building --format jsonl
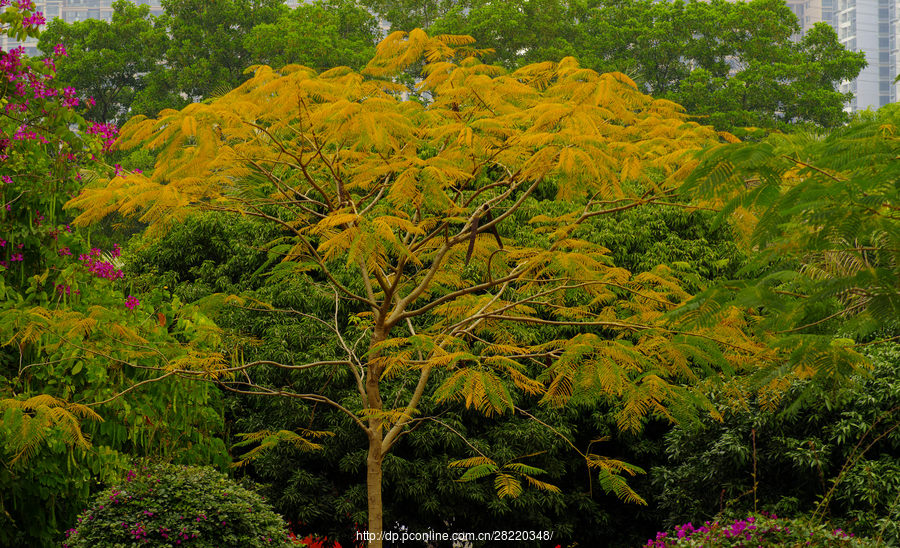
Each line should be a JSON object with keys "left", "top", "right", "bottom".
{"left": 1, "top": 1, "right": 67, "bottom": 56}
{"left": 60, "top": 0, "right": 163, "bottom": 23}
{"left": 790, "top": 0, "right": 837, "bottom": 33}
{"left": 834, "top": 0, "right": 895, "bottom": 110}
{"left": 787, "top": 0, "right": 896, "bottom": 111}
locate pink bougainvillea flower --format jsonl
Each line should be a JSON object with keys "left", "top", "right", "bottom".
{"left": 125, "top": 295, "right": 140, "bottom": 310}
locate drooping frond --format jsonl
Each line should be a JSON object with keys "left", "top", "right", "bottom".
{"left": 450, "top": 456, "right": 559, "bottom": 499}
{"left": 233, "top": 428, "right": 332, "bottom": 467}
{"left": 1, "top": 395, "right": 103, "bottom": 466}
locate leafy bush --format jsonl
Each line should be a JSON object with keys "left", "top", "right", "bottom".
{"left": 644, "top": 513, "right": 878, "bottom": 547}
{"left": 63, "top": 464, "right": 297, "bottom": 547}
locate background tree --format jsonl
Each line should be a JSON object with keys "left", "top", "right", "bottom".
{"left": 644, "top": 98, "right": 900, "bottom": 546}
{"left": 246, "top": 0, "right": 381, "bottom": 72}
{"left": 143, "top": 0, "right": 287, "bottom": 111}
{"left": 37, "top": 0, "right": 169, "bottom": 125}
{"left": 68, "top": 31, "right": 761, "bottom": 546}
{"left": 360, "top": 0, "right": 463, "bottom": 31}
{"left": 427, "top": 0, "right": 578, "bottom": 68}
{"left": 424, "top": 0, "right": 866, "bottom": 130}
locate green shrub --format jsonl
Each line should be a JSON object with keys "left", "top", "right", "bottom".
{"left": 644, "top": 513, "right": 880, "bottom": 547}
{"left": 63, "top": 464, "right": 296, "bottom": 547}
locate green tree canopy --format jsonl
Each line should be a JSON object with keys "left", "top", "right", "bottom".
{"left": 415, "top": 0, "right": 866, "bottom": 130}
{"left": 245, "top": 0, "right": 382, "bottom": 72}
{"left": 142, "top": 0, "right": 287, "bottom": 112}
{"left": 38, "top": 0, "right": 168, "bottom": 125}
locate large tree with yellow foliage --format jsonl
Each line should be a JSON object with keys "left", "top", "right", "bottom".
{"left": 69, "top": 30, "right": 763, "bottom": 546}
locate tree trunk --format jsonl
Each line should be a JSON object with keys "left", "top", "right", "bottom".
{"left": 365, "top": 325, "right": 387, "bottom": 548}
{"left": 366, "top": 435, "right": 384, "bottom": 548}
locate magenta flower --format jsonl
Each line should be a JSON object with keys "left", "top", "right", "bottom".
{"left": 125, "top": 295, "right": 139, "bottom": 310}
{"left": 87, "top": 121, "right": 118, "bottom": 151}
{"left": 22, "top": 12, "right": 46, "bottom": 28}
{"left": 54, "top": 43, "right": 67, "bottom": 57}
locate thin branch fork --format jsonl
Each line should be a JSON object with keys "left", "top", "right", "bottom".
{"left": 205, "top": 203, "right": 376, "bottom": 308}
{"left": 244, "top": 120, "right": 336, "bottom": 211}
{"left": 216, "top": 381, "right": 369, "bottom": 432}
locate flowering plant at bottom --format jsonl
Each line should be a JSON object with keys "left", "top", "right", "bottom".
{"left": 645, "top": 513, "right": 880, "bottom": 547}
{"left": 63, "top": 464, "right": 301, "bottom": 548}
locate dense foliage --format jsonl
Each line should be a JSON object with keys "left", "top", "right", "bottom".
{"left": 653, "top": 344, "right": 900, "bottom": 545}
{"left": 122, "top": 200, "right": 745, "bottom": 546}
{"left": 677, "top": 105, "right": 900, "bottom": 380}
{"left": 39, "top": 0, "right": 864, "bottom": 130}
{"left": 1, "top": 4, "right": 228, "bottom": 547}
{"left": 67, "top": 28, "right": 771, "bottom": 546}
{"left": 372, "top": 0, "right": 866, "bottom": 130}
{"left": 37, "top": 0, "right": 168, "bottom": 125}
{"left": 63, "top": 464, "right": 295, "bottom": 548}
{"left": 2, "top": 2, "right": 898, "bottom": 547}
{"left": 39, "top": 0, "right": 381, "bottom": 122}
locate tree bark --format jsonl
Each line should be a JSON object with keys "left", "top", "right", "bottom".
{"left": 366, "top": 435, "right": 384, "bottom": 548}
{"left": 366, "top": 324, "right": 387, "bottom": 548}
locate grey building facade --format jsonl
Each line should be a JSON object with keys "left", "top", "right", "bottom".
{"left": 788, "top": 0, "right": 897, "bottom": 111}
